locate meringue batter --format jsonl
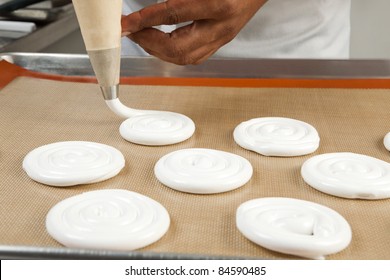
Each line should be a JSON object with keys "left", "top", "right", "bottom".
{"left": 23, "top": 141, "right": 125, "bottom": 187}
{"left": 46, "top": 189, "right": 170, "bottom": 250}
{"left": 233, "top": 117, "right": 320, "bottom": 157}
{"left": 119, "top": 111, "right": 195, "bottom": 146}
{"left": 154, "top": 148, "right": 253, "bottom": 194}
{"left": 384, "top": 132, "right": 390, "bottom": 151}
{"left": 236, "top": 197, "right": 352, "bottom": 259}
{"left": 301, "top": 152, "right": 390, "bottom": 199}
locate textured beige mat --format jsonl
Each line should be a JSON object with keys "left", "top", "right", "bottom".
{"left": 1, "top": 77, "right": 390, "bottom": 259}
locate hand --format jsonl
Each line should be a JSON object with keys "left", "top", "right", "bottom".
{"left": 121, "top": 0, "right": 267, "bottom": 65}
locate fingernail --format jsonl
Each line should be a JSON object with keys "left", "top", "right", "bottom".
{"left": 121, "top": 31, "right": 131, "bottom": 37}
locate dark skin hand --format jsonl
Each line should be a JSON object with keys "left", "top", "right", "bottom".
{"left": 121, "top": 0, "right": 268, "bottom": 65}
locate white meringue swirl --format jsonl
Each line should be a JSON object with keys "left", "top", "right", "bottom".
{"left": 154, "top": 148, "right": 253, "bottom": 194}
{"left": 301, "top": 152, "right": 390, "bottom": 199}
{"left": 46, "top": 189, "right": 170, "bottom": 250}
{"left": 236, "top": 197, "right": 352, "bottom": 259}
{"left": 23, "top": 141, "right": 125, "bottom": 187}
{"left": 119, "top": 111, "right": 195, "bottom": 146}
{"left": 233, "top": 117, "right": 320, "bottom": 156}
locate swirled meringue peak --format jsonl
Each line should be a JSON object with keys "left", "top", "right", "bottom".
{"left": 46, "top": 189, "right": 170, "bottom": 250}
{"left": 154, "top": 148, "right": 253, "bottom": 194}
{"left": 119, "top": 112, "right": 195, "bottom": 146}
{"left": 301, "top": 152, "right": 390, "bottom": 199}
{"left": 236, "top": 197, "right": 352, "bottom": 259}
{"left": 23, "top": 141, "right": 125, "bottom": 187}
{"left": 233, "top": 117, "right": 320, "bottom": 157}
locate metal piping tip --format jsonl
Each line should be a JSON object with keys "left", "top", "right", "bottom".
{"left": 100, "top": 84, "right": 119, "bottom": 100}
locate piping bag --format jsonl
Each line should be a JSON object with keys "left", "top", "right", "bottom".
{"left": 72, "top": 0, "right": 139, "bottom": 118}
{"left": 72, "top": 0, "right": 195, "bottom": 145}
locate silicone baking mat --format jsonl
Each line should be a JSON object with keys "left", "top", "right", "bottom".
{"left": 1, "top": 76, "right": 390, "bottom": 259}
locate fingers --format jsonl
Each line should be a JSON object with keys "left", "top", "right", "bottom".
{"left": 121, "top": 0, "right": 268, "bottom": 65}
{"left": 128, "top": 21, "right": 231, "bottom": 65}
{"left": 122, "top": 0, "right": 223, "bottom": 34}
{"left": 142, "top": 44, "right": 218, "bottom": 65}
{"left": 142, "top": 41, "right": 219, "bottom": 65}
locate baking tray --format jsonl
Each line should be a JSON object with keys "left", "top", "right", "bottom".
{"left": 1, "top": 53, "right": 390, "bottom": 260}
{"left": 2, "top": 52, "right": 390, "bottom": 79}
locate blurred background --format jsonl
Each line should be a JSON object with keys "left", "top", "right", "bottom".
{"left": 1, "top": 0, "right": 390, "bottom": 59}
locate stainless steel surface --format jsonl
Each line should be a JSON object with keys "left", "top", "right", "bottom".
{"left": 0, "top": 245, "right": 238, "bottom": 260}
{"left": 0, "top": 0, "right": 44, "bottom": 12}
{"left": 0, "top": 4, "right": 77, "bottom": 52}
{"left": 2, "top": 52, "right": 390, "bottom": 79}
{"left": 101, "top": 84, "right": 119, "bottom": 100}
{"left": 0, "top": 7, "right": 60, "bottom": 22}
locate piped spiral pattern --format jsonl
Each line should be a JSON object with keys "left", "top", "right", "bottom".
{"left": 236, "top": 197, "right": 352, "bottom": 259}
{"left": 233, "top": 117, "right": 320, "bottom": 156}
{"left": 23, "top": 141, "right": 125, "bottom": 187}
{"left": 154, "top": 148, "right": 253, "bottom": 194}
{"left": 46, "top": 189, "right": 170, "bottom": 250}
{"left": 301, "top": 152, "right": 390, "bottom": 199}
{"left": 119, "top": 112, "right": 195, "bottom": 146}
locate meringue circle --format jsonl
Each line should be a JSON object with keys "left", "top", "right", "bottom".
{"left": 236, "top": 197, "right": 352, "bottom": 259}
{"left": 154, "top": 148, "right": 253, "bottom": 194}
{"left": 46, "top": 189, "right": 170, "bottom": 250}
{"left": 384, "top": 132, "right": 390, "bottom": 151}
{"left": 119, "top": 112, "right": 195, "bottom": 146}
{"left": 301, "top": 152, "right": 390, "bottom": 199}
{"left": 23, "top": 141, "right": 125, "bottom": 187}
{"left": 233, "top": 117, "right": 320, "bottom": 157}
